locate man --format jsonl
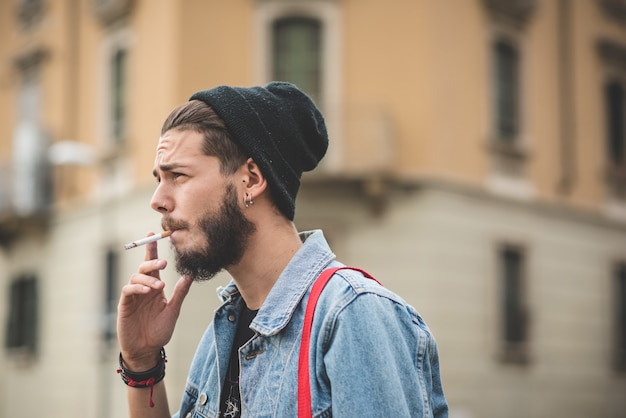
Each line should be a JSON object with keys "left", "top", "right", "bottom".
{"left": 117, "top": 82, "right": 448, "bottom": 418}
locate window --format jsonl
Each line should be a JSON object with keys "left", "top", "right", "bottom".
{"left": 483, "top": 0, "right": 534, "bottom": 143}
{"left": 5, "top": 274, "right": 38, "bottom": 353}
{"left": 272, "top": 17, "right": 322, "bottom": 105}
{"left": 255, "top": 0, "right": 342, "bottom": 170}
{"left": 614, "top": 262, "right": 626, "bottom": 371}
{"left": 493, "top": 40, "right": 520, "bottom": 141}
{"left": 484, "top": 12, "right": 534, "bottom": 199}
{"left": 255, "top": 0, "right": 340, "bottom": 114}
{"left": 103, "top": 248, "right": 119, "bottom": 342}
{"left": 110, "top": 46, "right": 127, "bottom": 144}
{"left": 17, "top": 0, "right": 43, "bottom": 28}
{"left": 498, "top": 245, "right": 529, "bottom": 363}
{"left": 99, "top": 28, "right": 132, "bottom": 153}
{"left": 596, "top": 39, "right": 626, "bottom": 199}
{"left": 605, "top": 80, "right": 625, "bottom": 167}
{"left": 96, "top": 28, "right": 134, "bottom": 199}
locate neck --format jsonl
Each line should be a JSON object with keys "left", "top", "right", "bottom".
{"left": 227, "top": 216, "right": 302, "bottom": 310}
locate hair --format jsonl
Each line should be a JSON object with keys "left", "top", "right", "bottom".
{"left": 160, "top": 100, "right": 247, "bottom": 175}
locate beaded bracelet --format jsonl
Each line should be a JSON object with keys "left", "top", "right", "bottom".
{"left": 117, "top": 348, "right": 167, "bottom": 407}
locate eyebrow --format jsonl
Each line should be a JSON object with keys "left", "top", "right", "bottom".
{"left": 152, "top": 163, "right": 186, "bottom": 178}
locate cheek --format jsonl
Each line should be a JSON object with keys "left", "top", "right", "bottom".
{"left": 175, "top": 179, "right": 230, "bottom": 225}
{"left": 177, "top": 186, "right": 207, "bottom": 215}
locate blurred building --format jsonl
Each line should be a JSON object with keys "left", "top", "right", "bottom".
{"left": 1, "top": 0, "right": 625, "bottom": 417}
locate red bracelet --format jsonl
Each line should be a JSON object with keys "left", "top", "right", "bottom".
{"left": 117, "top": 348, "right": 166, "bottom": 407}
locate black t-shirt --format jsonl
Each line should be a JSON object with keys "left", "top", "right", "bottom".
{"left": 219, "top": 304, "right": 258, "bottom": 418}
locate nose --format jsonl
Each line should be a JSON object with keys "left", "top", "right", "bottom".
{"left": 150, "top": 184, "right": 170, "bottom": 214}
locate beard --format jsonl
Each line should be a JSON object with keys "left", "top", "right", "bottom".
{"left": 167, "top": 183, "right": 256, "bottom": 282}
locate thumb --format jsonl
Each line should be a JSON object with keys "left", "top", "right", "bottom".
{"left": 169, "top": 275, "right": 193, "bottom": 313}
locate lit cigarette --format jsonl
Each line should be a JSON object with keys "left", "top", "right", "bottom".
{"left": 123, "top": 231, "right": 172, "bottom": 250}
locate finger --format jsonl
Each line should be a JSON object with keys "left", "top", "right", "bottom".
{"left": 137, "top": 259, "right": 167, "bottom": 276}
{"left": 119, "top": 282, "right": 154, "bottom": 299}
{"left": 144, "top": 233, "right": 160, "bottom": 279}
{"left": 144, "top": 232, "right": 158, "bottom": 261}
{"left": 129, "top": 272, "right": 166, "bottom": 290}
{"left": 168, "top": 276, "right": 193, "bottom": 314}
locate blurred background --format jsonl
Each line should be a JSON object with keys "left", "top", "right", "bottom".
{"left": 1, "top": 0, "right": 626, "bottom": 417}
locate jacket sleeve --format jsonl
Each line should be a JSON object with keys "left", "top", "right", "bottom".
{"left": 318, "top": 291, "right": 448, "bottom": 417}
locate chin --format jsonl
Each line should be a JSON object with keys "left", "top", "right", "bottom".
{"left": 173, "top": 234, "right": 208, "bottom": 254}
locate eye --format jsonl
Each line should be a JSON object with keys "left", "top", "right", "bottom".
{"left": 171, "top": 172, "right": 189, "bottom": 183}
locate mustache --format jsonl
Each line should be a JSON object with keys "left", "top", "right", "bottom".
{"left": 161, "top": 217, "right": 190, "bottom": 232}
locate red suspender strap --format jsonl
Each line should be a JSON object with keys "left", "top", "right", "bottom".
{"left": 297, "top": 266, "right": 380, "bottom": 418}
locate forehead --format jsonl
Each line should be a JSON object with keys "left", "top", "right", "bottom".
{"left": 155, "top": 129, "right": 204, "bottom": 162}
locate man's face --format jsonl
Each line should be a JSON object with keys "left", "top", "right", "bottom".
{"left": 151, "top": 129, "right": 255, "bottom": 281}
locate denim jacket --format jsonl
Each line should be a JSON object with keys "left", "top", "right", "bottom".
{"left": 173, "top": 230, "right": 448, "bottom": 418}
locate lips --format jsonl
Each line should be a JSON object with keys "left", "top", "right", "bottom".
{"left": 167, "top": 228, "right": 187, "bottom": 241}
{"left": 167, "top": 228, "right": 182, "bottom": 238}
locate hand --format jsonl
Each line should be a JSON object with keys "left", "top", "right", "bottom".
{"left": 117, "top": 233, "right": 193, "bottom": 371}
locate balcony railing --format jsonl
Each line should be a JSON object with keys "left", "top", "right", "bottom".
{"left": 314, "top": 103, "right": 394, "bottom": 178}
{"left": 0, "top": 159, "right": 51, "bottom": 245}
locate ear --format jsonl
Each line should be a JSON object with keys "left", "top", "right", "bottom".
{"left": 240, "top": 157, "right": 268, "bottom": 200}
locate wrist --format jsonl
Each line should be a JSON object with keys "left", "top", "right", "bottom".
{"left": 117, "top": 347, "right": 167, "bottom": 408}
{"left": 119, "top": 349, "right": 163, "bottom": 372}
{"left": 118, "top": 347, "right": 166, "bottom": 379}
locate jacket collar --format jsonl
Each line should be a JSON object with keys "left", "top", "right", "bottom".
{"left": 217, "top": 230, "right": 335, "bottom": 336}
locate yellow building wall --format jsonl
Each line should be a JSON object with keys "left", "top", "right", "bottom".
{"left": 0, "top": 2, "right": 16, "bottom": 159}
{"left": 2, "top": 0, "right": 621, "bottom": 212}
{"left": 343, "top": 0, "right": 435, "bottom": 176}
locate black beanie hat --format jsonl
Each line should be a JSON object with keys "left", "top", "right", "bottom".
{"left": 189, "top": 82, "right": 328, "bottom": 220}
